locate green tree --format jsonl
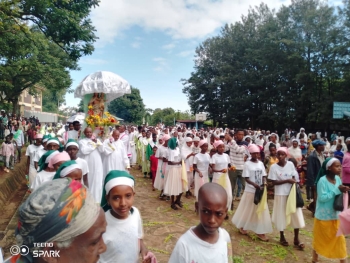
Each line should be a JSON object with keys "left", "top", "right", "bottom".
{"left": 108, "top": 87, "right": 145, "bottom": 124}
{"left": 0, "top": 0, "right": 99, "bottom": 61}
{"left": 0, "top": 24, "right": 77, "bottom": 114}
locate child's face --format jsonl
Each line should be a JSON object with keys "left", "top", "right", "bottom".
{"left": 153, "top": 147, "right": 157, "bottom": 154}
{"left": 328, "top": 160, "right": 341, "bottom": 175}
{"left": 336, "top": 145, "right": 342, "bottom": 151}
{"left": 108, "top": 185, "right": 135, "bottom": 219}
{"left": 217, "top": 144, "right": 225, "bottom": 154}
{"left": 196, "top": 192, "right": 227, "bottom": 235}
{"left": 193, "top": 141, "right": 199, "bottom": 147}
{"left": 251, "top": 152, "right": 259, "bottom": 161}
{"left": 269, "top": 147, "right": 276, "bottom": 156}
{"left": 276, "top": 151, "right": 287, "bottom": 162}
{"left": 66, "top": 146, "right": 79, "bottom": 159}
{"left": 5, "top": 137, "right": 10, "bottom": 142}
{"left": 67, "top": 170, "right": 82, "bottom": 182}
{"left": 47, "top": 143, "right": 59, "bottom": 151}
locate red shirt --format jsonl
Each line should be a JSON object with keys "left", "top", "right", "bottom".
{"left": 150, "top": 155, "right": 158, "bottom": 173}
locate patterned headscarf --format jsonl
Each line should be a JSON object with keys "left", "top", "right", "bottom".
{"left": 13, "top": 178, "right": 100, "bottom": 262}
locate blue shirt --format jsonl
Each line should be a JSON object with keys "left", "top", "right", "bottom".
{"left": 334, "top": 150, "right": 344, "bottom": 164}
{"left": 315, "top": 175, "right": 342, "bottom": 221}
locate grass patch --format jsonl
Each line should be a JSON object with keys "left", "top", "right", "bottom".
{"left": 164, "top": 234, "right": 174, "bottom": 243}
{"left": 300, "top": 229, "right": 313, "bottom": 238}
{"left": 239, "top": 239, "right": 250, "bottom": 247}
{"left": 231, "top": 256, "right": 244, "bottom": 263}
{"left": 272, "top": 245, "right": 288, "bottom": 259}
{"left": 148, "top": 247, "right": 169, "bottom": 255}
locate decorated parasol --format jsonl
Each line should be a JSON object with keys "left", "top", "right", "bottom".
{"left": 74, "top": 71, "right": 131, "bottom": 139}
{"left": 74, "top": 71, "right": 131, "bottom": 102}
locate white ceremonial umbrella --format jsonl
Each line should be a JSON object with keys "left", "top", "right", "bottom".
{"left": 67, "top": 113, "right": 85, "bottom": 124}
{"left": 74, "top": 71, "right": 131, "bottom": 103}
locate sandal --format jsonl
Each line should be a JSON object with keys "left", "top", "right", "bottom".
{"left": 257, "top": 234, "right": 269, "bottom": 242}
{"left": 171, "top": 204, "right": 178, "bottom": 210}
{"left": 239, "top": 229, "right": 248, "bottom": 235}
{"left": 279, "top": 240, "right": 289, "bottom": 246}
{"left": 294, "top": 242, "right": 305, "bottom": 250}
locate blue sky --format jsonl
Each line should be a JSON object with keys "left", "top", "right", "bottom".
{"left": 65, "top": 0, "right": 341, "bottom": 112}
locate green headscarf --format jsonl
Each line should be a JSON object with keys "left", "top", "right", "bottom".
{"left": 38, "top": 150, "right": 58, "bottom": 172}
{"left": 315, "top": 157, "right": 339, "bottom": 185}
{"left": 53, "top": 160, "right": 79, "bottom": 180}
{"left": 42, "top": 134, "right": 51, "bottom": 143}
{"left": 101, "top": 170, "right": 135, "bottom": 212}
{"left": 168, "top": 137, "right": 177, "bottom": 150}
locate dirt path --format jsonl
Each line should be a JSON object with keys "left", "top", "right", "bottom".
{"left": 131, "top": 168, "right": 350, "bottom": 263}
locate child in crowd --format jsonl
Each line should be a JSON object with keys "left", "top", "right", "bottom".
{"left": 232, "top": 144, "right": 272, "bottom": 241}
{"left": 9, "top": 133, "right": 17, "bottom": 164}
{"left": 299, "top": 139, "right": 308, "bottom": 156}
{"left": 150, "top": 146, "right": 158, "bottom": 191}
{"left": 169, "top": 183, "right": 232, "bottom": 263}
{"left": 100, "top": 171, "right": 156, "bottom": 263}
{"left": 334, "top": 144, "right": 344, "bottom": 164}
{"left": 52, "top": 160, "right": 82, "bottom": 182}
{"left": 268, "top": 147, "right": 305, "bottom": 249}
{"left": 1, "top": 135, "right": 14, "bottom": 172}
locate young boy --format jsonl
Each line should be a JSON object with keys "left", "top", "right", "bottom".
{"left": 169, "top": 183, "right": 232, "bottom": 263}
{"left": 334, "top": 144, "right": 344, "bottom": 164}
{"left": 149, "top": 146, "right": 158, "bottom": 191}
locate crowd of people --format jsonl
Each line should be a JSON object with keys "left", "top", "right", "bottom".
{"left": 2, "top": 121, "right": 350, "bottom": 263}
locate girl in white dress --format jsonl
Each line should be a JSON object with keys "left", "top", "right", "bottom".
{"left": 193, "top": 140, "right": 210, "bottom": 200}
{"left": 231, "top": 144, "right": 272, "bottom": 241}
{"left": 164, "top": 137, "right": 187, "bottom": 210}
{"left": 210, "top": 140, "right": 233, "bottom": 214}
{"left": 268, "top": 147, "right": 305, "bottom": 249}
{"left": 181, "top": 136, "right": 195, "bottom": 198}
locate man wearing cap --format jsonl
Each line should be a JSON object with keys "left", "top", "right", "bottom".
{"left": 306, "top": 139, "right": 326, "bottom": 214}
{"left": 4, "top": 178, "right": 107, "bottom": 263}
{"left": 25, "top": 134, "right": 43, "bottom": 186}
{"left": 103, "top": 130, "right": 130, "bottom": 177}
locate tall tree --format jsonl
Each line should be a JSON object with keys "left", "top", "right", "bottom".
{"left": 108, "top": 87, "right": 146, "bottom": 124}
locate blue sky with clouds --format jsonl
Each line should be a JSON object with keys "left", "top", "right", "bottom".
{"left": 65, "top": 0, "right": 341, "bottom": 112}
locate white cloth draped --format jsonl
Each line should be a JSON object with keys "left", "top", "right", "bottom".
{"left": 78, "top": 138, "right": 104, "bottom": 203}
{"left": 119, "top": 132, "right": 131, "bottom": 157}
{"left": 102, "top": 139, "right": 130, "bottom": 177}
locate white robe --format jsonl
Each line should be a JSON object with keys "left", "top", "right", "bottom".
{"left": 129, "top": 132, "right": 137, "bottom": 165}
{"left": 119, "top": 132, "right": 131, "bottom": 158}
{"left": 78, "top": 138, "right": 104, "bottom": 203}
{"left": 102, "top": 139, "right": 130, "bottom": 177}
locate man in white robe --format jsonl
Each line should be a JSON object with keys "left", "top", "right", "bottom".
{"left": 119, "top": 125, "right": 131, "bottom": 158}
{"left": 129, "top": 126, "right": 137, "bottom": 166}
{"left": 78, "top": 127, "right": 104, "bottom": 203}
{"left": 102, "top": 130, "right": 130, "bottom": 177}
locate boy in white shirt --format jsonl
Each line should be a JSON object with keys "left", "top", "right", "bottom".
{"left": 169, "top": 183, "right": 232, "bottom": 263}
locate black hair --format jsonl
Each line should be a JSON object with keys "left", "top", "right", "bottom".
{"left": 235, "top": 128, "right": 244, "bottom": 134}
{"left": 269, "top": 143, "right": 276, "bottom": 149}
{"left": 72, "top": 121, "right": 80, "bottom": 125}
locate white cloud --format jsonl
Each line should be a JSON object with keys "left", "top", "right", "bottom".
{"left": 153, "top": 57, "right": 169, "bottom": 71}
{"left": 90, "top": 0, "right": 292, "bottom": 45}
{"left": 80, "top": 58, "right": 108, "bottom": 65}
{"left": 131, "top": 41, "right": 141, "bottom": 48}
{"left": 177, "top": 50, "right": 193, "bottom": 57}
{"left": 162, "top": 43, "right": 176, "bottom": 50}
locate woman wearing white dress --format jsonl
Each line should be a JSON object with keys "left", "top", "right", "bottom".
{"left": 181, "top": 136, "right": 195, "bottom": 198}
{"left": 164, "top": 137, "right": 187, "bottom": 210}
{"left": 210, "top": 140, "right": 233, "bottom": 214}
{"left": 232, "top": 144, "right": 272, "bottom": 241}
{"left": 288, "top": 139, "right": 303, "bottom": 166}
{"left": 268, "top": 147, "right": 305, "bottom": 249}
{"left": 193, "top": 140, "right": 210, "bottom": 200}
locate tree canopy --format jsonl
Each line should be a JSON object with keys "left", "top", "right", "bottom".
{"left": 108, "top": 87, "right": 146, "bottom": 124}
{"left": 183, "top": 0, "right": 350, "bottom": 130}
{"left": 0, "top": 0, "right": 98, "bottom": 114}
